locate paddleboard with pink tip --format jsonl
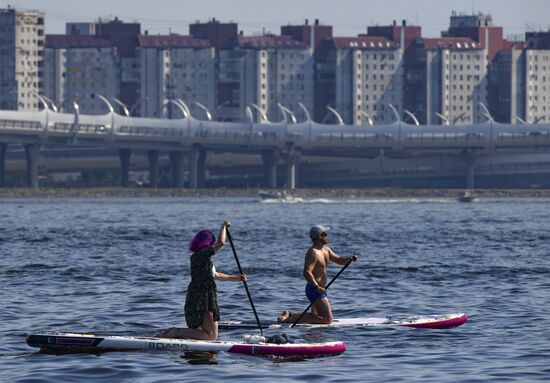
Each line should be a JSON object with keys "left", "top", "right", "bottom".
{"left": 26, "top": 332, "right": 345, "bottom": 359}
{"left": 219, "top": 312, "right": 468, "bottom": 330}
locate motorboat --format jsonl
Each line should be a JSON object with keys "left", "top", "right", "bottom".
{"left": 457, "top": 191, "right": 478, "bottom": 203}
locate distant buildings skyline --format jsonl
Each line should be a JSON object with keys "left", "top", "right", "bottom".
{"left": 1, "top": 6, "right": 549, "bottom": 126}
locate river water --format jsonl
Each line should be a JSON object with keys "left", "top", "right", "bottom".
{"left": 1, "top": 196, "right": 549, "bottom": 382}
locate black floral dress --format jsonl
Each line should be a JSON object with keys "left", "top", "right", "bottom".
{"left": 184, "top": 246, "right": 220, "bottom": 329}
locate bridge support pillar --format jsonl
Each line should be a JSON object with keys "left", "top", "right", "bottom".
{"left": 169, "top": 151, "right": 185, "bottom": 188}
{"left": 0, "top": 143, "right": 6, "bottom": 187}
{"left": 261, "top": 149, "right": 280, "bottom": 188}
{"left": 147, "top": 150, "right": 159, "bottom": 188}
{"left": 24, "top": 144, "right": 39, "bottom": 188}
{"left": 119, "top": 149, "right": 132, "bottom": 187}
{"left": 188, "top": 147, "right": 206, "bottom": 189}
{"left": 283, "top": 149, "right": 301, "bottom": 190}
{"left": 464, "top": 153, "right": 476, "bottom": 190}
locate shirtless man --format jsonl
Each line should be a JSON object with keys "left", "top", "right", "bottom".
{"left": 277, "top": 225, "right": 357, "bottom": 324}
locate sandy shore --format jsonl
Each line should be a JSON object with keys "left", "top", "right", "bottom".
{"left": 1, "top": 187, "right": 550, "bottom": 198}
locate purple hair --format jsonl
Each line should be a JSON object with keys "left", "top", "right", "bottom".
{"left": 188, "top": 229, "right": 216, "bottom": 252}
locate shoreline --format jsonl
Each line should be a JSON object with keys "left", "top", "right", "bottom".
{"left": 1, "top": 187, "right": 550, "bottom": 198}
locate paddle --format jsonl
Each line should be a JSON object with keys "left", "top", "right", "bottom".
{"left": 226, "top": 226, "right": 264, "bottom": 336}
{"left": 290, "top": 258, "right": 354, "bottom": 328}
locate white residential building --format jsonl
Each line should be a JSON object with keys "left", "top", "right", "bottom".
{"left": 330, "top": 37, "right": 404, "bottom": 125}
{"left": 43, "top": 35, "right": 118, "bottom": 114}
{"left": 218, "top": 35, "right": 314, "bottom": 122}
{"left": 422, "top": 38, "right": 488, "bottom": 125}
{"left": 138, "top": 35, "right": 215, "bottom": 118}
{"left": 0, "top": 7, "right": 44, "bottom": 111}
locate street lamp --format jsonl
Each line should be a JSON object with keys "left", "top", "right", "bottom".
{"left": 192, "top": 101, "right": 212, "bottom": 121}
{"left": 215, "top": 100, "right": 230, "bottom": 121}
{"left": 321, "top": 106, "right": 344, "bottom": 125}
{"left": 110, "top": 97, "right": 130, "bottom": 116}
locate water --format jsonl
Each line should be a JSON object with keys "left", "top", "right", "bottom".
{"left": 1, "top": 196, "right": 550, "bottom": 382}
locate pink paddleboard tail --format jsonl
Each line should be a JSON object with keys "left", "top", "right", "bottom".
{"left": 400, "top": 313, "right": 468, "bottom": 329}
{"left": 228, "top": 341, "right": 346, "bottom": 357}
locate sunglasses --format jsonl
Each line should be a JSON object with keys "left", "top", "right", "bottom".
{"left": 320, "top": 232, "right": 328, "bottom": 237}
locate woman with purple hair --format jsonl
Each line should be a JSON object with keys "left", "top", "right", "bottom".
{"left": 159, "top": 220, "right": 246, "bottom": 340}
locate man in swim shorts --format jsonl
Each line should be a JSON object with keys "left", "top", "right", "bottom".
{"left": 277, "top": 225, "right": 357, "bottom": 324}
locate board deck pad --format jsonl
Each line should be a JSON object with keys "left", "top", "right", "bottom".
{"left": 26, "top": 333, "right": 346, "bottom": 358}
{"left": 219, "top": 312, "right": 467, "bottom": 330}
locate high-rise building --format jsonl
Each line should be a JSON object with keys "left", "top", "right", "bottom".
{"left": 0, "top": 7, "right": 45, "bottom": 111}
{"left": 138, "top": 34, "right": 215, "bottom": 118}
{"left": 43, "top": 35, "right": 117, "bottom": 114}
{"left": 420, "top": 37, "right": 488, "bottom": 125}
{"left": 318, "top": 36, "right": 404, "bottom": 125}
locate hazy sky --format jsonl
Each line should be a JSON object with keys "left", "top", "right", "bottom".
{"left": 4, "top": 0, "right": 550, "bottom": 38}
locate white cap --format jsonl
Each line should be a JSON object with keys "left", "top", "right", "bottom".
{"left": 310, "top": 225, "right": 331, "bottom": 239}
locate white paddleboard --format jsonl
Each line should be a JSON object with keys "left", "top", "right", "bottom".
{"left": 219, "top": 312, "right": 467, "bottom": 330}
{"left": 26, "top": 332, "right": 346, "bottom": 358}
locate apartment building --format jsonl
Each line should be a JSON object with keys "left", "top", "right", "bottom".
{"left": 226, "top": 35, "right": 314, "bottom": 122}
{"left": 138, "top": 34, "right": 215, "bottom": 118}
{"left": 421, "top": 37, "right": 488, "bottom": 125}
{"left": 44, "top": 35, "right": 118, "bottom": 114}
{"left": 0, "top": 7, "right": 44, "bottom": 111}
{"left": 327, "top": 36, "right": 404, "bottom": 125}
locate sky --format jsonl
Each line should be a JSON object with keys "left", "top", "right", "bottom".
{"left": 4, "top": 0, "right": 550, "bottom": 39}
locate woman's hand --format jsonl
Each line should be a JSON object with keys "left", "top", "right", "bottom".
{"left": 223, "top": 220, "right": 231, "bottom": 228}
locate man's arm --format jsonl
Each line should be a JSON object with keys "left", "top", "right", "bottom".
{"left": 328, "top": 247, "right": 358, "bottom": 265}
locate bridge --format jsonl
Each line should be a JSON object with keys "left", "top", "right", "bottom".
{"left": 1, "top": 99, "right": 550, "bottom": 188}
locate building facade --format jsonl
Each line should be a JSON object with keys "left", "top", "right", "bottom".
{"left": 0, "top": 7, "right": 44, "bottom": 111}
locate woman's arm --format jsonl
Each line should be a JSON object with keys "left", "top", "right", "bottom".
{"left": 214, "top": 271, "right": 247, "bottom": 282}
{"left": 212, "top": 220, "right": 230, "bottom": 253}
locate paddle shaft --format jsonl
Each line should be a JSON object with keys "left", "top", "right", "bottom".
{"left": 226, "top": 228, "right": 264, "bottom": 336}
{"left": 290, "top": 258, "right": 353, "bottom": 328}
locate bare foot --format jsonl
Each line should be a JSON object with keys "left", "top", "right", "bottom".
{"left": 277, "top": 310, "right": 291, "bottom": 322}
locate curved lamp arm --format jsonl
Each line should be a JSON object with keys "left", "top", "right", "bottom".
{"left": 452, "top": 112, "right": 468, "bottom": 125}
{"left": 403, "top": 109, "right": 420, "bottom": 126}
{"left": 248, "top": 103, "right": 268, "bottom": 123}
{"left": 37, "top": 94, "right": 59, "bottom": 112}
{"left": 162, "top": 99, "right": 188, "bottom": 119}
{"left": 298, "top": 102, "right": 311, "bottom": 122}
{"left": 387, "top": 104, "right": 400, "bottom": 123}
{"left": 515, "top": 116, "right": 526, "bottom": 124}
{"left": 435, "top": 112, "right": 449, "bottom": 125}
{"left": 174, "top": 98, "right": 192, "bottom": 118}
{"left": 361, "top": 111, "right": 374, "bottom": 126}
{"left": 277, "top": 103, "right": 297, "bottom": 124}
{"left": 90, "top": 93, "right": 115, "bottom": 114}
{"left": 193, "top": 101, "right": 212, "bottom": 121}
{"left": 33, "top": 93, "right": 50, "bottom": 111}
{"left": 326, "top": 106, "right": 344, "bottom": 125}
{"left": 110, "top": 97, "right": 130, "bottom": 116}
{"left": 129, "top": 98, "right": 148, "bottom": 116}
{"left": 478, "top": 102, "right": 494, "bottom": 122}
{"left": 245, "top": 106, "right": 254, "bottom": 123}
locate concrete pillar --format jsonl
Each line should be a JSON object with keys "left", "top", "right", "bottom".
{"left": 24, "top": 144, "right": 39, "bottom": 188}
{"left": 147, "top": 150, "right": 160, "bottom": 188}
{"left": 169, "top": 151, "right": 185, "bottom": 188}
{"left": 283, "top": 149, "right": 301, "bottom": 190}
{"left": 118, "top": 149, "right": 132, "bottom": 187}
{"left": 188, "top": 147, "right": 206, "bottom": 189}
{"left": 464, "top": 153, "right": 476, "bottom": 190}
{"left": 0, "top": 143, "right": 6, "bottom": 187}
{"left": 261, "top": 149, "right": 280, "bottom": 188}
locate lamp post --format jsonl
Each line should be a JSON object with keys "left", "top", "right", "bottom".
{"left": 215, "top": 100, "right": 230, "bottom": 121}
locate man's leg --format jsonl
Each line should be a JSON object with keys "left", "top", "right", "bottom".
{"left": 310, "top": 298, "right": 333, "bottom": 324}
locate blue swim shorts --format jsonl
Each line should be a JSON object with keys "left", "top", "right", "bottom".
{"left": 305, "top": 283, "right": 328, "bottom": 303}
